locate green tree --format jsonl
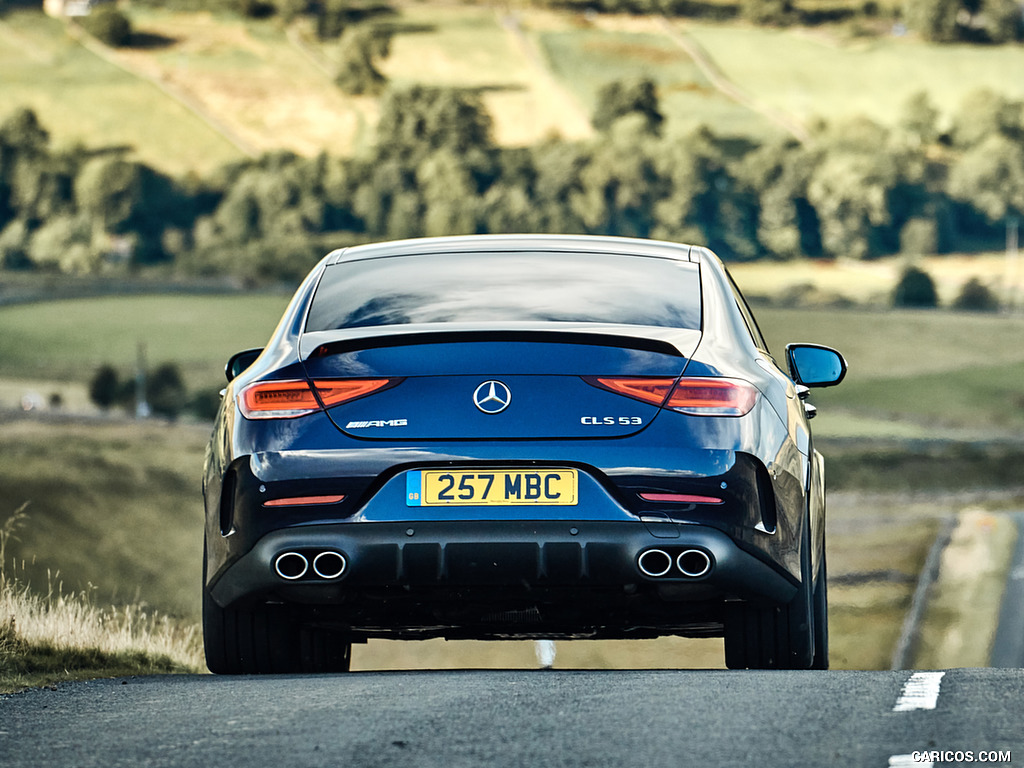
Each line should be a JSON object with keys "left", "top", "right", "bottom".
{"left": 571, "top": 115, "right": 662, "bottom": 238}
{"left": 902, "top": 0, "right": 961, "bottom": 42}
{"left": 74, "top": 157, "right": 142, "bottom": 236}
{"left": 948, "top": 134, "right": 1024, "bottom": 224}
{"left": 805, "top": 117, "right": 924, "bottom": 260}
{"left": 592, "top": 78, "right": 664, "bottom": 136}
{"left": 81, "top": 5, "right": 133, "bottom": 47}
{"left": 334, "top": 27, "right": 391, "bottom": 95}
{"left": 735, "top": 138, "right": 821, "bottom": 259}
{"left": 375, "top": 87, "right": 495, "bottom": 163}
{"left": 898, "top": 91, "right": 941, "bottom": 147}
{"left": 950, "top": 89, "right": 1022, "bottom": 148}
{"left": 27, "top": 214, "right": 94, "bottom": 273}
{"left": 417, "top": 149, "right": 480, "bottom": 237}
{"left": 88, "top": 365, "right": 121, "bottom": 411}
{"left": 741, "top": 0, "right": 793, "bottom": 24}
{"left": 982, "top": 0, "right": 1022, "bottom": 42}
{"left": 147, "top": 362, "right": 187, "bottom": 420}
{"left": 953, "top": 277, "right": 1000, "bottom": 311}
{"left": 893, "top": 265, "right": 939, "bottom": 307}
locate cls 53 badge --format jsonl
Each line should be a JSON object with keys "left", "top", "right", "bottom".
{"left": 581, "top": 416, "right": 643, "bottom": 425}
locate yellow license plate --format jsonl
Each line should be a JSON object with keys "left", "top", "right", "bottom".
{"left": 406, "top": 469, "right": 578, "bottom": 506}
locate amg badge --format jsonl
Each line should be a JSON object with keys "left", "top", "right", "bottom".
{"left": 345, "top": 419, "right": 408, "bottom": 428}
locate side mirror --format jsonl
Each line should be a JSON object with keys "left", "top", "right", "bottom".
{"left": 785, "top": 344, "right": 847, "bottom": 388}
{"left": 225, "top": 348, "right": 263, "bottom": 383}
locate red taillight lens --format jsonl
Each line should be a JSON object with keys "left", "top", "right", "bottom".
{"left": 665, "top": 378, "right": 759, "bottom": 416}
{"left": 587, "top": 377, "right": 676, "bottom": 406}
{"left": 586, "top": 376, "right": 758, "bottom": 416}
{"left": 240, "top": 380, "right": 320, "bottom": 419}
{"left": 238, "top": 378, "right": 394, "bottom": 419}
{"left": 314, "top": 379, "right": 394, "bottom": 408}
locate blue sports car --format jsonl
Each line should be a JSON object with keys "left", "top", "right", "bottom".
{"left": 202, "top": 235, "right": 846, "bottom": 673}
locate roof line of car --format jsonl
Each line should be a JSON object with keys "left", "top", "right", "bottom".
{"left": 324, "top": 235, "right": 703, "bottom": 265}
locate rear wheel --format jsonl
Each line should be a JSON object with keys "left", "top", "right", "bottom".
{"left": 203, "top": 545, "right": 351, "bottom": 674}
{"left": 810, "top": 546, "right": 829, "bottom": 670}
{"left": 724, "top": 517, "right": 818, "bottom": 670}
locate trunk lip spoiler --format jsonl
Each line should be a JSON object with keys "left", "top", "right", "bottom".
{"left": 304, "top": 326, "right": 698, "bottom": 360}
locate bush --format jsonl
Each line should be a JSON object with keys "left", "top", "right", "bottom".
{"left": 88, "top": 365, "right": 121, "bottom": 411}
{"left": 953, "top": 277, "right": 1000, "bottom": 312}
{"left": 893, "top": 265, "right": 939, "bottom": 308}
{"left": 147, "top": 363, "right": 187, "bottom": 420}
{"left": 81, "top": 6, "right": 133, "bottom": 48}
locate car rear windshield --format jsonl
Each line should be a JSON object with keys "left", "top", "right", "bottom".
{"left": 305, "top": 251, "right": 702, "bottom": 331}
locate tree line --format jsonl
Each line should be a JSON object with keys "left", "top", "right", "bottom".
{"left": 78, "top": 1, "right": 1024, "bottom": 46}
{"left": 1, "top": 80, "right": 1023, "bottom": 284}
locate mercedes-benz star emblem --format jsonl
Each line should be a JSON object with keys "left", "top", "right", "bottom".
{"left": 473, "top": 380, "right": 512, "bottom": 414}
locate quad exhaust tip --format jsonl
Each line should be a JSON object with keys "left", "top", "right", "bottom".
{"left": 312, "top": 551, "right": 347, "bottom": 579}
{"left": 274, "top": 551, "right": 308, "bottom": 580}
{"left": 638, "top": 548, "right": 713, "bottom": 579}
{"left": 638, "top": 549, "right": 673, "bottom": 577}
{"left": 274, "top": 550, "right": 347, "bottom": 581}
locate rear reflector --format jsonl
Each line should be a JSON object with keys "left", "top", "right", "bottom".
{"left": 239, "top": 378, "right": 395, "bottom": 419}
{"left": 263, "top": 495, "right": 346, "bottom": 508}
{"left": 639, "top": 493, "right": 724, "bottom": 504}
{"left": 586, "top": 376, "right": 758, "bottom": 417}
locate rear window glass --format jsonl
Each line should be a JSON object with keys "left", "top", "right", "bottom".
{"left": 305, "top": 251, "right": 702, "bottom": 331}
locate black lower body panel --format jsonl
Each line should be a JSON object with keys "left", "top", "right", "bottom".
{"left": 208, "top": 520, "right": 797, "bottom": 641}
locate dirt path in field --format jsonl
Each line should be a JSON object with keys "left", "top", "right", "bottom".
{"left": 497, "top": 11, "right": 594, "bottom": 141}
{"left": 65, "top": 21, "right": 258, "bottom": 158}
{"left": 655, "top": 16, "right": 809, "bottom": 143}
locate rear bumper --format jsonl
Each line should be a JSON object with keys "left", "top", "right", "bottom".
{"left": 208, "top": 519, "right": 798, "bottom": 634}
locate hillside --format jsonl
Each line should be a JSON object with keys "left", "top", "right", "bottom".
{"left": 3, "top": 3, "right": 1024, "bottom": 173}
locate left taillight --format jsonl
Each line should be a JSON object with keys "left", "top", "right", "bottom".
{"left": 238, "top": 378, "right": 395, "bottom": 420}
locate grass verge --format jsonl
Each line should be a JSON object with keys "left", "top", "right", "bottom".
{"left": 912, "top": 508, "right": 1018, "bottom": 668}
{"left": 0, "top": 505, "right": 203, "bottom": 693}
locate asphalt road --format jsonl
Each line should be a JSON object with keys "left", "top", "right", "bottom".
{"left": 4, "top": 513, "right": 1024, "bottom": 767}
{"left": 1, "top": 668, "right": 1022, "bottom": 767}
{"left": 991, "top": 511, "right": 1024, "bottom": 668}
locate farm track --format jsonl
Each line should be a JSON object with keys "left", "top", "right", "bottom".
{"left": 64, "top": 21, "right": 258, "bottom": 157}
{"left": 655, "top": 16, "right": 809, "bottom": 142}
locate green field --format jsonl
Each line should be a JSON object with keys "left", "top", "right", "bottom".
{"left": 0, "top": 10, "right": 242, "bottom": 174}
{"left": 3, "top": 286, "right": 1024, "bottom": 436}
{"left": 535, "top": 23, "right": 779, "bottom": 140}
{"left": 683, "top": 21, "right": 1024, "bottom": 130}
{"left": 0, "top": 292, "right": 290, "bottom": 393}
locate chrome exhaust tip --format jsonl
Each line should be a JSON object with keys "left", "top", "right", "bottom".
{"left": 676, "top": 549, "right": 712, "bottom": 578}
{"left": 312, "top": 551, "right": 347, "bottom": 580}
{"left": 638, "top": 549, "right": 673, "bottom": 578}
{"left": 274, "top": 551, "right": 309, "bottom": 580}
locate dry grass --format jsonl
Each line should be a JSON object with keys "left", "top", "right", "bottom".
{"left": 0, "top": 505, "right": 204, "bottom": 692}
{"left": 913, "top": 509, "right": 1018, "bottom": 668}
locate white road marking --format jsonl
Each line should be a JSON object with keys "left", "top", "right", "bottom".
{"left": 534, "top": 640, "right": 556, "bottom": 668}
{"left": 893, "top": 671, "right": 945, "bottom": 712}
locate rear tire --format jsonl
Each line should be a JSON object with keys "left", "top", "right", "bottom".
{"left": 203, "top": 544, "right": 351, "bottom": 674}
{"left": 810, "top": 547, "right": 829, "bottom": 670}
{"left": 724, "top": 515, "right": 818, "bottom": 670}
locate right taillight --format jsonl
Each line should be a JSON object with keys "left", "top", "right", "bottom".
{"left": 664, "top": 378, "right": 759, "bottom": 416}
{"left": 238, "top": 378, "right": 396, "bottom": 420}
{"left": 586, "top": 376, "right": 758, "bottom": 417}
